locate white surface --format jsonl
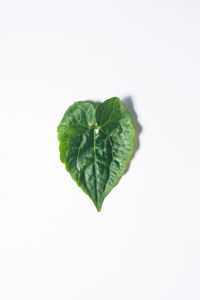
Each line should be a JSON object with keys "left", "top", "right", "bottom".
{"left": 0, "top": 0, "right": 200, "bottom": 299}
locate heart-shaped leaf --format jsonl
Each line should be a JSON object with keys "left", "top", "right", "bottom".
{"left": 57, "top": 97, "right": 135, "bottom": 211}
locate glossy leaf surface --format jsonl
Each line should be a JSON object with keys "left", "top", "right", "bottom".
{"left": 57, "top": 97, "right": 135, "bottom": 211}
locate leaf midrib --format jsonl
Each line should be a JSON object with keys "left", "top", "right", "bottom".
{"left": 93, "top": 128, "right": 98, "bottom": 205}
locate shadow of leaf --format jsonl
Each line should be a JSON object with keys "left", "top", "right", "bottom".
{"left": 122, "top": 96, "right": 142, "bottom": 172}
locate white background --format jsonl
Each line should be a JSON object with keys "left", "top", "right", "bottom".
{"left": 0, "top": 0, "right": 200, "bottom": 299}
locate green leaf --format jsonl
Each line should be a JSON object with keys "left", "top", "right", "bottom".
{"left": 57, "top": 97, "right": 135, "bottom": 211}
